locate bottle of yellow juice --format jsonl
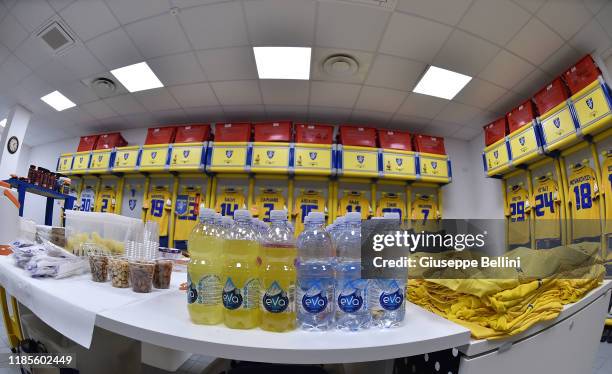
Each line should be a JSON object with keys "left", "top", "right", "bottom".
{"left": 187, "top": 207, "right": 223, "bottom": 324}
{"left": 222, "top": 210, "right": 261, "bottom": 329}
{"left": 260, "top": 210, "right": 297, "bottom": 332}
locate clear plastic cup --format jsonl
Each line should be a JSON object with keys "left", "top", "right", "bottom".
{"left": 129, "top": 260, "right": 155, "bottom": 293}
{"left": 88, "top": 254, "right": 109, "bottom": 282}
{"left": 153, "top": 259, "right": 173, "bottom": 289}
{"left": 109, "top": 256, "right": 130, "bottom": 288}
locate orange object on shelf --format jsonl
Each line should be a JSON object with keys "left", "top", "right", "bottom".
{"left": 533, "top": 78, "right": 570, "bottom": 115}
{"left": 507, "top": 100, "right": 536, "bottom": 134}
{"left": 413, "top": 134, "right": 446, "bottom": 155}
{"left": 253, "top": 121, "right": 292, "bottom": 142}
{"left": 145, "top": 126, "right": 177, "bottom": 145}
{"left": 339, "top": 125, "right": 377, "bottom": 148}
{"left": 563, "top": 54, "right": 601, "bottom": 95}
{"left": 95, "top": 133, "right": 127, "bottom": 150}
{"left": 174, "top": 124, "right": 211, "bottom": 143}
{"left": 77, "top": 135, "right": 99, "bottom": 152}
{"left": 378, "top": 129, "right": 412, "bottom": 151}
{"left": 483, "top": 117, "right": 508, "bottom": 146}
{"left": 295, "top": 123, "right": 334, "bottom": 145}
{"left": 214, "top": 122, "right": 252, "bottom": 142}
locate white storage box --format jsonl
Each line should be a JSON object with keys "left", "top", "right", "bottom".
{"left": 64, "top": 211, "right": 142, "bottom": 255}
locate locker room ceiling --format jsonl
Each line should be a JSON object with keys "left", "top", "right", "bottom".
{"left": 0, "top": 0, "right": 611, "bottom": 146}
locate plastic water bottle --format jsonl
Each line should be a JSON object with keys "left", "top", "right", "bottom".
{"left": 296, "top": 212, "right": 335, "bottom": 331}
{"left": 260, "top": 210, "right": 296, "bottom": 332}
{"left": 369, "top": 212, "right": 406, "bottom": 328}
{"left": 335, "top": 212, "right": 370, "bottom": 330}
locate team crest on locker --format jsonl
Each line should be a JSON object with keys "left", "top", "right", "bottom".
{"left": 431, "top": 161, "right": 437, "bottom": 169}
{"left": 183, "top": 150, "right": 190, "bottom": 158}
{"left": 129, "top": 199, "right": 137, "bottom": 211}
{"left": 356, "top": 155, "right": 365, "bottom": 164}
{"left": 267, "top": 150, "right": 275, "bottom": 159}
{"left": 151, "top": 151, "right": 157, "bottom": 159}
{"left": 175, "top": 199, "right": 188, "bottom": 215}
{"left": 586, "top": 97, "right": 594, "bottom": 110}
{"left": 309, "top": 152, "right": 317, "bottom": 160}
{"left": 124, "top": 153, "right": 129, "bottom": 160}
{"left": 98, "top": 155, "right": 103, "bottom": 162}
{"left": 225, "top": 150, "right": 233, "bottom": 158}
{"left": 493, "top": 150, "right": 499, "bottom": 159}
{"left": 519, "top": 137, "right": 525, "bottom": 146}
{"left": 553, "top": 118, "right": 561, "bottom": 128}
{"left": 396, "top": 158, "right": 403, "bottom": 166}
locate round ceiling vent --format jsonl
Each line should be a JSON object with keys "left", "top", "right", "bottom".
{"left": 322, "top": 54, "right": 359, "bottom": 77}
{"left": 91, "top": 77, "right": 116, "bottom": 96}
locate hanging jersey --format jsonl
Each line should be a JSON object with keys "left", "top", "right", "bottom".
{"left": 122, "top": 184, "right": 143, "bottom": 219}
{"left": 411, "top": 195, "right": 440, "bottom": 233}
{"left": 532, "top": 178, "right": 560, "bottom": 240}
{"left": 294, "top": 191, "right": 327, "bottom": 234}
{"left": 215, "top": 188, "right": 246, "bottom": 217}
{"left": 79, "top": 188, "right": 95, "bottom": 212}
{"left": 506, "top": 186, "right": 530, "bottom": 246}
{"left": 95, "top": 186, "right": 116, "bottom": 213}
{"left": 254, "top": 189, "right": 286, "bottom": 222}
{"left": 146, "top": 187, "right": 172, "bottom": 236}
{"left": 174, "top": 187, "right": 202, "bottom": 241}
{"left": 568, "top": 165, "right": 601, "bottom": 240}
{"left": 602, "top": 157, "right": 612, "bottom": 234}
{"left": 376, "top": 193, "right": 405, "bottom": 219}
{"left": 338, "top": 191, "right": 371, "bottom": 219}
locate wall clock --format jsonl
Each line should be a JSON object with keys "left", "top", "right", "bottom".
{"left": 7, "top": 136, "right": 19, "bottom": 154}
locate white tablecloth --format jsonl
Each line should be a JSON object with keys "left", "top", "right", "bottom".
{"left": 0, "top": 255, "right": 186, "bottom": 348}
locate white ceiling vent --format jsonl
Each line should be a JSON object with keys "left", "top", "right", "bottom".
{"left": 323, "top": 55, "right": 359, "bottom": 78}
{"left": 337, "top": 0, "right": 397, "bottom": 10}
{"left": 37, "top": 20, "right": 76, "bottom": 55}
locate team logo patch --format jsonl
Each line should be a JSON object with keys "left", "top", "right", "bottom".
{"left": 586, "top": 97, "right": 594, "bottom": 110}
{"left": 79, "top": 156, "right": 83, "bottom": 163}
{"left": 309, "top": 152, "right": 317, "bottom": 160}
{"left": 129, "top": 199, "right": 137, "bottom": 211}
{"left": 267, "top": 150, "right": 275, "bottom": 159}
{"left": 225, "top": 150, "right": 233, "bottom": 158}
{"left": 175, "top": 198, "right": 188, "bottom": 215}
{"left": 356, "top": 155, "right": 365, "bottom": 164}
{"left": 519, "top": 136, "right": 525, "bottom": 146}
{"left": 98, "top": 155, "right": 103, "bottom": 162}
{"left": 151, "top": 151, "right": 157, "bottom": 159}
{"left": 123, "top": 153, "right": 129, "bottom": 160}
{"left": 493, "top": 150, "right": 499, "bottom": 159}
{"left": 183, "top": 150, "right": 190, "bottom": 158}
{"left": 431, "top": 161, "right": 437, "bottom": 169}
{"left": 396, "top": 158, "right": 403, "bottom": 166}
{"left": 553, "top": 117, "right": 561, "bottom": 128}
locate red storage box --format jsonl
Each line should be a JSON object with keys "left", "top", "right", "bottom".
{"left": 77, "top": 135, "right": 99, "bottom": 152}
{"left": 506, "top": 100, "right": 536, "bottom": 133}
{"left": 295, "top": 123, "right": 334, "bottom": 145}
{"left": 563, "top": 55, "right": 601, "bottom": 95}
{"left": 145, "top": 126, "right": 176, "bottom": 145}
{"left": 533, "top": 78, "right": 569, "bottom": 115}
{"left": 175, "top": 124, "right": 211, "bottom": 143}
{"left": 95, "top": 132, "right": 127, "bottom": 150}
{"left": 378, "top": 129, "right": 412, "bottom": 151}
{"left": 253, "top": 121, "right": 292, "bottom": 142}
{"left": 339, "top": 125, "right": 377, "bottom": 148}
{"left": 214, "top": 123, "right": 252, "bottom": 142}
{"left": 483, "top": 118, "right": 508, "bottom": 146}
{"left": 413, "top": 134, "right": 446, "bottom": 155}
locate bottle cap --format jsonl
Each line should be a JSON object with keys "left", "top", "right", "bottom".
{"left": 234, "top": 209, "right": 251, "bottom": 220}
{"left": 222, "top": 216, "right": 233, "bottom": 225}
{"left": 270, "top": 209, "right": 287, "bottom": 221}
{"left": 307, "top": 211, "right": 325, "bottom": 223}
{"left": 346, "top": 212, "right": 361, "bottom": 223}
{"left": 382, "top": 212, "right": 400, "bottom": 220}
{"left": 335, "top": 216, "right": 345, "bottom": 224}
{"left": 201, "top": 208, "right": 216, "bottom": 219}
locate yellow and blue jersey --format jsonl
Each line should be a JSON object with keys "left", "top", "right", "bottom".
{"left": 174, "top": 187, "right": 202, "bottom": 241}
{"left": 95, "top": 186, "right": 116, "bottom": 213}
{"left": 506, "top": 186, "right": 530, "bottom": 246}
{"left": 602, "top": 156, "right": 612, "bottom": 234}
{"left": 532, "top": 178, "right": 560, "bottom": 240}
{"left": 215, "top": 188, "right": 246, "bottom": 217}
{"left": 338, "top": 191, "right": 371, "bottom": 220}
{"left": 411, "top": 195, "right": 440, "bottom": 233}
{"left": 568, "top": 165, "right": 600, "bottom": 240}
{"left": 253, "top": 189, "right": 286, "bottom": 222}
{"left": 376, "top": 192, "right": 405, "bottom": 219}
{"left": 293, "top": 190, "right": 326, "bottom": 234}
{"left": 145, "top": 187, "right": 172, "bottom": 236}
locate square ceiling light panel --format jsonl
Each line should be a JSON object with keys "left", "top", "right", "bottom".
{"left": 40, "top": 91, "right": 77, "bottom": 111}
{"left": 110, "top": 62, "right": 164, "bottom": 92}
{"left": 253, "top": 47, "right": 311, "bottom": 80}
{"left": 413, "top": 66, "right": 472, "bottom": 100}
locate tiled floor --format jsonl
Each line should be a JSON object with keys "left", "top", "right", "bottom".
{"left": 1, "top": 326, "right": 611, "bottom": 374}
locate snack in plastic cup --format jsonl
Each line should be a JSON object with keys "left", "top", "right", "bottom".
{"left": 153, "top": 259, "right": 173, "bottom": 289}
{"left": 109, "top": 256, "right": 130, "bottom": 288}
{"left": 129, "top": 260, "right": 155, "bottom": 293}
{"left": 88, "top": 254, "right": 109, "bottom": 282}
